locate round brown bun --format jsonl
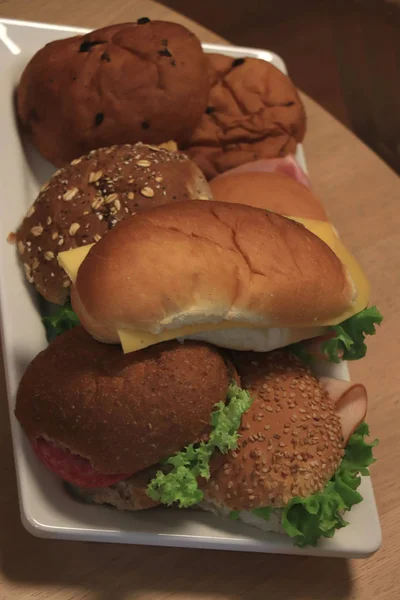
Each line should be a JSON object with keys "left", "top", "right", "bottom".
{"left": 15, "top": 327, "right": 232, "bottom": 477}
{"left": 182, "top": 54, "right": 306, "bottom": 179}
{"left": 205, "top": 351, "right": 344, "bottom": 510}
{"left": 17, "top": 20, "right": 210, "bottom": 166}
{"left": 16, "top": 143, "right": 212, "bottom": 305}
{"left": 210, "top": 171, "right": 328, "bottom": 221}
{"left": 69, "top": 201, "right": 355, "bottom": 346}
{"left": 70, "top": 466, "right": 161, "bottom": 511}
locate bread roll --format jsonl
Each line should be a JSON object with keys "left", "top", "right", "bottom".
{"left": 69, "top": 201, "right": 356, "bottom": 344}
{"left": 210, "top": 171, "right": 328, "bottom": 221}
{"left": 16, "top": 143, "right": 212, "bottom": 304}
{"left": 15, "top": 327, "right": 231, "bottom": 474}
{"left": 17, "top": 20, "right": 210, "bottom": 166}
{"left": 205, "top": 351, "right": 344, "bottom": 510}
{"left": 182, "top": 54, "right": 306, "bottom": 179}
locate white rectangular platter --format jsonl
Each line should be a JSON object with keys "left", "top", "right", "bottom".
{"left": 0, "top": 18, "right": 382, "bottom": 557}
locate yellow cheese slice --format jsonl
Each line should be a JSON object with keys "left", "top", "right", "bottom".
{"left": 58, "top": 244, "right": 93, "bottom": 284}
{"left": 57, "top": 216, "right": 370, "bottom": 354}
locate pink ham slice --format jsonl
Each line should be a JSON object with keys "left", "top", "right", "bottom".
{"left": 213, "top": 155, "right": 311, "bottom": 188}
{"left": 319, "top": 377, "right": 368, "bottom": 445}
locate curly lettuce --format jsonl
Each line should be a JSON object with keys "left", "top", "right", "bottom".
{"left": 42, "top": 301, "right": 80, "bottom": 342}
{"left": 252, "top": 422, "right": 377, "bottom": 547}
{"left": 289, "top": 306, "right": 383, "bottom": 364}
{"left": 147, "top": 383, "right": 252, "bottom": 508}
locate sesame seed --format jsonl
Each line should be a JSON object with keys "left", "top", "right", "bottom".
{"left": 58, "top": 237, "right": 64, "bottom": 246}
{"left": 155, "top": 176, "right": 163, "bottom": 183}
{"left": 17, "top": 241, "right": 25, "bottom": 255}
{"left": 264, "top": 424, "right": 271, "bottom": 431}
{"left": 30, "top": 225, "right": 43, "bottom": 237}
{"left": 26, "top": 205, "right": 35, "bottom": 218}
{"left": 31, "top": 257, "right": 39, "bottom": 270}
{"left": 69, "top": 223, "right": 80, "bottom": 236}
{"left": 70, "top": 157, "right": 82, "bottom": 166}
{"left": 46, "top": 216, "right": 52, "bottom": 226}
{"left": 266, "top": 406, "right": 273, "bottom": 412}
{"left": 136, "top": 159, "right": 152, "bottom": 167}
{"left": 40, "top": 182, "right": 49, "bottom": 193}
{"left": 44, "top": 251, "right": 54, "bottom": 261}
{"left": 89, "top": 170, "right": 103, "bottom": 183}
{"left": 299, "top": 408, "right": 307, "bottom": 414}
{"left": 127, "top": 192, "right": 135, "bottom": 200}
{"left": 63, "top": 187, "right": 78, "bottom": 201}
{"left": 114, "top": 199, "right": 121, "bottom": 211}
{"left": 140, "top": 186, "right": 155, "bottom": 198}
{"left": 63, "top": 279, "right": 71, "bottom": 288}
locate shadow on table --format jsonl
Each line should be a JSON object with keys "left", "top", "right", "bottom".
{"left": 1, "top": 384, "right": 353, "bottom": 600}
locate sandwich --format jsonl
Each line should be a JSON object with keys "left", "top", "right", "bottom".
{"left": 15, "top": 177, "right": 381, "bottom": 547}
{"left": 15, "top": 326, "right": 376, "bottom": 547}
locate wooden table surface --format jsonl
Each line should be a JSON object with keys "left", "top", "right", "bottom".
{"left": 0, "top": 1, "right": 399, "bottom": 599}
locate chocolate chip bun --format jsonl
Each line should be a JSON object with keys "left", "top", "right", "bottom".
{"left": 182, "top": 54, "right": 306, "bottom": 179}
{"left": 16, "top": 143, "right": 212, "bottom": 304}
{"left": 17, "top": 20, "right": 210, "bottom": 166}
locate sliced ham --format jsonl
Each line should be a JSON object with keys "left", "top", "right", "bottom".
{"left": 319, "top": 377, "right": 368, "bottom": 445}
{"left": 212, "top": 155, "right": 311, "bottom": 189}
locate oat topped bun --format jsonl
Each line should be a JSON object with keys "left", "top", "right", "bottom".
{"left": 16, "top": 143, "right": 212, "bottom": 305}
{"left": 17, "top": 20, "right": 210, "bottom": 166}
{"left": 183, "top": 54, "right": 306, "bottom": 179}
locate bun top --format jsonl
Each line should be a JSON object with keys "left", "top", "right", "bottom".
{"left": 210, "top": 171, "right": 328, "bottom": 221}
{"left": 17, "top": 20, "right": 210, "bottom": 166}
{"left": 68, "top": 200, "right": 356, "bottom": 344}
{"left": 205, "top": 351, "right": 344, "bottom": 510}
{"left": 16, "top": 143, "right": 212, "bottom": 304}
{"left": 182, "top": 54, "right": 306, "bottom": 179}
{"left": 15, "top": 327, "right": 231, "bottom": 475}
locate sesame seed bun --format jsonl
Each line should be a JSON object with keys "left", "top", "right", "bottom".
{"left": 16, "top": 143, "right": 212, "bottom": 304}
{"left": 205, "top": 351, "right": 344, "bottom": 510}
{"left": 210, "top": 171, "right": 329, "bottom": 221}
{"left": 15, "top": 327, "right": 231, "bottom": 475}
{"left": 17, "top": 21, "right": 210, "bottom": 166}
{"left": 71, "top": 200, "right": 355, "bottom": 345}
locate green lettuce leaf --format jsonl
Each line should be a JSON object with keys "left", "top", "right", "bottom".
{"left": 288, "top": 306, "right": 383, "bottom": 364}
{"left": 280, "top": 422, "right": 378, "bottom": 547}
{"left": 147, "top": 383, "right": 253, "bottom": 508}
{"left": 322, "top": 306, "right": 383, "bottom": 362}
{"left": 42, "top": 301, "right": 80, "bottom": 342}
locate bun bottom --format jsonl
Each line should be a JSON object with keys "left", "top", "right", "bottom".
{"left": 197, "top": 501, "right": 285, "bottom": 535}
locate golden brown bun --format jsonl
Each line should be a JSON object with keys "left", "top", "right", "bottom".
{"left": 71, "top": 466, "right": 160, "bottom": 511}
{"left": 210, "top": 171, "right": 328, "bottom": 221}
{"left": 17, "top": 21, "right": 210, "bottom": 166}
{"left": 182, "top": 54, "right": 306, "bottom": 179}
{"left": 72, "top": 201, "right": 355, "bottom": 343}
{"left": 205, "top": 351, "right": 344, "bottom": 510}
{"left": 16, "top": 143, "right": 212, "bottom": 304}
{"left": 15, "top": 327, "right": 231, "bottom": 474}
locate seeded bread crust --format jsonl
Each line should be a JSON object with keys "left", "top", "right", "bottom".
{"left": 182, "top": 54, "right": 306, "bottom": 179}
{"left": 17, "top": 20, "right": 210, "bottom": 166}
{"left": 205, "top": 351, "right": 344, "bottom": 510}
{"left": 16, "top": 143, "right": 212, "bottom": 304}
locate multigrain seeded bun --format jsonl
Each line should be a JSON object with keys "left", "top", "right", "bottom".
{"left": 182, "top": 54, "right": 306, "bottom": 179}
{"left": 16, "top": 143, "right": 212, "bottom": 304}
{"left": 205, "top": 351, "right": 344, "bottom": 510}
{"left": 17, "top": 20, "right": 210, "bottom": 166}
{"left": 210, "top": 171, "right": 329, "bottom": 221}
{"left": 15, "top": 327, "right": 231, "bottom": 475}
{"left": 70, "top": 201, "right": 356, "bottom": 344}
